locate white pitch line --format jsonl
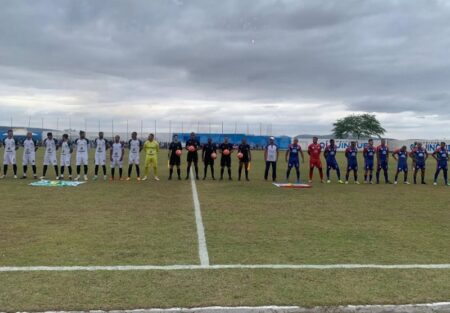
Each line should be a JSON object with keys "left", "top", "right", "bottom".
{"left": 2, "top": 264, "right": 450, "bottom": 272}
{"left": 190, "top": 167, "right": 210, "bottom": 266}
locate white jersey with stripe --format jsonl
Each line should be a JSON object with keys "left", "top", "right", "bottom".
{"left": 111, "top": 142, "right": 123, "bottom": 159}
{"left": 95, "top": 138, "right": 107, "bottom": 154}
{"left": 43, "top": 138, "right": 58, "bottom": 155}
{"left": 60, "top": 141, "right": 72, "bottom": 155}
{"left": 3, "top": 137, "right": 16, "bottom": 154}
{"left": 128, "top": 139, "right": 141, "bottom": 155}
{"left": 23, "top": 138, "right": 37, "bottom": 155}
{"left": 75, "top": 138, "right": 89, "bottom": 154}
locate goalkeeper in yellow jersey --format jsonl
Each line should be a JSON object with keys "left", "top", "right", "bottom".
{"left": 142, "top": 133, "right": 160, "bottom": 181}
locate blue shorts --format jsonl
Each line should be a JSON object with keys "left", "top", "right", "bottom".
{"left": 348, "top": 163, "right": 358, "bottom": 170}
{"left": 437, "top": 162, "right": 448, "bottom": 170}
{"left": 288, "top": 159, "right": 299, "bottom": 168}
{"left": 397, "top": 163, "right": 408, "bottom": 172}
{"left": 365, "top": 161, "right": 374, "bottom": 170}
{"left": 327, "top": 160, "right": 339, "bottom": 170}
{"left": 415, "top": 162, "right": 426, "bottom": 170}
{"left": 378, "top": 161, "right": 388, "bottom": 170}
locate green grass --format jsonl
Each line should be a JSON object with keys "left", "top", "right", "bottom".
{"left": 1, "top": 148, "right": 450, "bottom": 310}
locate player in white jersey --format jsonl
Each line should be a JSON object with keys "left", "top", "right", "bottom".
{"left": 59, "top": 133, "right": 73, "bottom": 180}
{"left": 126, "top": 131, "right": 143, "bottom": 181}
{"left": 264, "top": 136, "right": 279, "bottom": 182}
{"left": 110, "top": 135, "right": 124, "bottom": 180}
{"left": 74, "top": 131, "right": 90, "bottom": 181}
{"left": 1, "top": 129, "right": 19, "bottom": 179}
{"left": 93, "top": 132, "right": 109, "bottom": 181}
{"left": 21, "top": 131, "right": 38, "bottom": 179}
{"left": 40, "top": 132, "right": 60, "bottom": 180}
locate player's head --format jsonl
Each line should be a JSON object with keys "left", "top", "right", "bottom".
{"left": 7, "top": 129, "right": 13, "bottom": 138}
{"left": 368, "top": 139, "right": 373, "bottom": 145}
{"left": 350, "top": 141, "right": 356, "bottom": 148}
{"left": 79, "top": 131, "right": 86, "bottom": 139}
{"left": 401, "top": 145, "right": 407, "bottom": 152}
{"left": 293, "top": 138, "right": 298, "bottom": 145}
{"left": 441, "top": 142, "right": 446, "bottom": 148}
{"left": 242, "top": 137, "right": 247, "bottom": 144}
{"left": 115, "top": 135, "right": 120, "bottom": 142}
{"left": 417, "top": 142, "right": 423, "bottom": 149}
{"left": 173, "top": 134, "right": 178, "bottom": 142}
{"left": 207, "top": 137, "right": 212, "bottom": 144}
{"left": 190, "top": 132, "right": 196, "bottom": 139}
{"left": 381, "top": 138, "right": 386, "bottom": 145}
{"left": 330, "top": 139, "right": 335, "bottom": 145}
{"left": 47, "top": 132, "right": 53, "bottom": 139}
{"left": 26, "top": 131, "right": 32, "bottom": 139}
{"left": 313, "top": 136, "right": 318, "bottom": 144}
{"left": 131, "top": 132, "right": 137, "bottom": 140}
{"left": 224, "top": 136, "right": 228, "bottom": 143}
{"left": 269, "top": 136, "right": 275, "bottom": 144}
{"left": 148, "top": 133, "right": 154, "bottom": 141}
{"left": 99, "top": 132, "right": 104, "bottom": 139}
{"left": 62, "top": 134, "right": 69, "bottom": 140}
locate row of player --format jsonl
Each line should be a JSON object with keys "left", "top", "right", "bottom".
{"left": 1, "top": 130, "right": 449, "bottom": 185}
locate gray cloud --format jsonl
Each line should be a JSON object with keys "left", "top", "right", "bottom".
{"left": 1, "top": 0, "right": 450, "bottom": 138}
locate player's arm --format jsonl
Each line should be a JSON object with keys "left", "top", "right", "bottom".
{"left": 264, "top": 146, "right": 267, "bottom": 161}
{"left": 110, "top": 145, "right": 113, "bottom": 161}
{"left": 307, "top": 145, "right": 311, "bottom": 156}
{"left": 345, "top": 148, "right": 350, "bottom": 159}
{"left": 276, "top": 146, "right": 279, "bottom": 161}
{"left": 15, "top": 138, "right": 19, "bottom": 150}
{"left": 300, "top": 148, "right": 305, "bottom": 163}
{"left": 34, "top": 139, "right": 39, "bottom": 152}
{"left": 324, "top": 146, "right": 328, "bottom": 159}
{"left": 139, "top": 140, "right": 143, "bottom": 152}
{"left": 425, "top": 150, "right": 429, "bottom": 160}
{"left": 376, "top": 147, "right": 380, "bottom": 163}
{"left": 432, "top": 149, "right": 438, "bottom": 161}
{"left": 392, "top": 150, "right": 398, "bottom": 161}
{"left": 248, "top": 148, "right": 252, "bottom": 162}
{"left": 285, "top": 148, "right": 289, "bottom": 162}
{"left": 120, "top": 145, "right": 124, "bottom": 161}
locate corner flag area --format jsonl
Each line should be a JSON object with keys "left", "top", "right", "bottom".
{"left": 1, "top": 149, "right": 450, "bottom": 311}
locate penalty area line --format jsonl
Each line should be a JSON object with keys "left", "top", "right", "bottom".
{"left": 2, "top": 264, "right": 450, "bottom": 272}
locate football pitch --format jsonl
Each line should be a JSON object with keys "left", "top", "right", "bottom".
{"left": 1, "top": 149, "right": 450, "bottom": 311}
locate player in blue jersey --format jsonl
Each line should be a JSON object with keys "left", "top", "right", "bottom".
{"left": 410, "top": 142, "right": 428, "bottom": 184}
{"left": 324, "top": 139, "right": 343, "bottom": 184}
{"left": 363, "top": 139, "right": 376, "bottom": 184}
{"left": 376, "top": 139, "right": 391, "bottom": 184}
{"left": 345, "top": 141, "right": 359, "bottom": 184}
{"left": 432, "top": 142, "right": 449, "bottom": 186}
{"left": 392, "top": 146, "right": 410, "bottom": 184}
{"left": 285, "top": 138, "right": 304, "bottom": 183}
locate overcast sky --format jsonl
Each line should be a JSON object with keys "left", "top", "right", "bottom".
{"left": 1, "top": 0, "right": 450, "bottom": 139}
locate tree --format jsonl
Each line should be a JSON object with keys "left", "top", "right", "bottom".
{"left": 332, "top": 114, "right": 386, "bottom": 139}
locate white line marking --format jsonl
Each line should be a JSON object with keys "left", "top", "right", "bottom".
{"left": 3, "top": 304, "right": 450, "bottom": 313}
{"left": 190, "top": 167, "right": 210, "bottom": 266}
{"left": 2, "top": 264, "right": 450, "bottom": 272}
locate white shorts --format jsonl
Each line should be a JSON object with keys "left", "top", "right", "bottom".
{"left": 60, "top": 154, "right": 72, "bottom": 167}
{"left": 95, "top": 152, "right": 106, "bottom": 166}
{"left": 23, "top": 153, "right": 36, "bottom": 166}
{"left": 76, "top": 153, "right": 89, "bottom": 166}
{"left": 44, "top": 153, "right": 58, "bottom": 166}
{"left": 111, "top": 157, "right": 123, "bottom": 168}
{"left": 3, "top": 152, "right": 16, "bottom": 165}
{"left": 129, "top": 153, "right": 140, "bottom": 165}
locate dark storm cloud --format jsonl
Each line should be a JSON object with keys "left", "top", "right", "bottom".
{"left": 1, "top": 0, "right": 450, "bottom": 137}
